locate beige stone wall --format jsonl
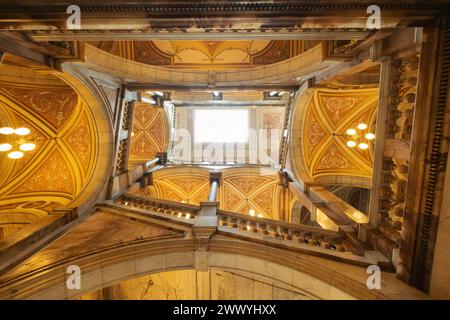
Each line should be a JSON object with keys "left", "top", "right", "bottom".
{"left": 76, "top": 268, "right": 328, "bottom": 300}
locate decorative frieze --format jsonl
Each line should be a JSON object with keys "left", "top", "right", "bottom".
{"left": 115, "top": 139, "right": 128, "bottom": 175}
{"left": 374, "top": 52, "right": 420, "bottom": 259}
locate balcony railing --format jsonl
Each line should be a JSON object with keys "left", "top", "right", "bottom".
{"left": 217, "top": 209, "right": 348, "bottom": 253}
{"left": 118, "top": 193, "right": 200, "bottom": 221}
{"left": 114, "top": 193, "right": 353, "bottom": 254}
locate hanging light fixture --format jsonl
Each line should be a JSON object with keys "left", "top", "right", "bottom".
{"left": 0, "top": 127, "right": 15, "bottom": 135}
{"left": 0, "top": 126, "right": 37, "bottom": 159}
{"left": 8, "top": 151, "right": 24, "bottom": 159}
{"left": 333, "top": 123, "right": 375, "bottom": 150}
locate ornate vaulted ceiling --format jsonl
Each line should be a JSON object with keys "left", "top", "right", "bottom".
{"left": 93, "top": 40, "right": 318, "bottom": 69}
{"left": 143, "top": 167, "right": 210, "bottom": 205}
{"left": 220, "top": 168, "right": 282, "bottom": 219}
{"left": 0, "top": 69, "right": 98, "bottom": 239}
{"left": 291, "top": 88, "right": 378, "bottom": 186}
{"left": 137, "top": 167, "right": 282, "bottom": 219}
{"left": 129, "top": 103, "right": 170, "bottom": 163}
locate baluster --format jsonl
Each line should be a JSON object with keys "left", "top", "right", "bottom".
{"left": 239, "top": 219, "right": 248, "bottom": 231}
{"left": 258, "top": 223, "right": 269, "bottom": 235}
{"left": 249, "top": 221, "right": 258, "bottom": 233}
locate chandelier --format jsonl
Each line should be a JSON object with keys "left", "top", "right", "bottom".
{"left": 333, "top": 123, "right": 375, "bottom": 150}
{"left": 0, "top": 127, "right": 36, "bottom": 159}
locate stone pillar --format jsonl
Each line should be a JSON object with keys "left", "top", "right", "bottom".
{"left": 208, "top": 171, "right": 222, "bottom": 202}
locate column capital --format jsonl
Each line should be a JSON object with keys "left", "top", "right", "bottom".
{"left": 209, "top": 171, "right": 222, "bottom": 184}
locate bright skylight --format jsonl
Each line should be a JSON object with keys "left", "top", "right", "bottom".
{"left": 194, "top": 109, "right": 249, "bottom": 143}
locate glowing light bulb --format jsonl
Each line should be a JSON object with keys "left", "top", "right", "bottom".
{"left": 0, "top": 143, "right": 12, "bottom": 152}
{"left": 15, "top": 127, "right": 30, "bottom": 136}
{"left": 142, "top": 97, "right": 156, "bottom": 105}
{"left": 19, "top": 143, "right": 36, "bottom": 151}
{"left": 249, "top": 209, "right": 255, "bottom": 216}
{"left": 8, "top": 151, "right": 24, "bottom": 159}
{"left": 0, "top": 127, "right": 15, "bottom": 135}
{"left": 347, "top": 141, "right": 357, "bottom": 148}
{"left": 357, "top": 123, "right": 368, "bottom": 130}
{"left": 359, "top": 143, "right": 369, "bottom": 150}
{"left": 365, "top": 133, "right": 375, "bottom": 140}
{"left": 185, "top": 213, "right": 191, "bottom": 219}
{"left": 257, "top": 214, "right": 264, "bottom": 218}
{"left": 346, "top": 128, "right": 356, "bottom": 136}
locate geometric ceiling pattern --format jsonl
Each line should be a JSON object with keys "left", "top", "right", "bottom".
{"left": 220, "top": 168, "right": 281, "bottom": 219}
{"left": 0, "top": 79, "right": 98, "bottom": 239}
{"left": 129, "top": 103, "right": 169, "bottom": 163}
{"left": 143, "top": 167, "right": 210, "bottom": 205}
{"left": 296, "top": 88, "right": 378, "bottom": 182}
{"left": 94, "top": 40, "right": 314, "bottom": 69}
{"left": 137, "top": 167, "right": 282, "bottom": 220}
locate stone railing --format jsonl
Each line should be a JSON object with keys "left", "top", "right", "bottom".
{"left": 117, "top": 193, "right": 200, "bottom": 221}
{"left": 115, "top": 194, "right": 358, "bottom": 255}
{"left": 217, "top": 209, "right": 349, "bottom": 253}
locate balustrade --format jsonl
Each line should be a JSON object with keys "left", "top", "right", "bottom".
{"left": 217, "top": 210, "right": 347, "bottom": 253}
{"left": 118, "top": 193, "right": 199, "bottom": 220}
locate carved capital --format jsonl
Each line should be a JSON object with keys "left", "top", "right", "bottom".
{"left": 194, "top": 234, "right": 211, "bottom": 251}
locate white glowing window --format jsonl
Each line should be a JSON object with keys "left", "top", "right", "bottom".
{"left": 194, "top": 109, "right": 249, "bottom": 143}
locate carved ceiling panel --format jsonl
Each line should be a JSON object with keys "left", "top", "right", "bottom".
{"left": 293, "top": 88, "right": 378, "bottom": 183}
{"left": 135, "top": 167, "right": 282, "bottom": 219}
{"left": 98, "top": 40, "right": 311, "bottom": 69}
{"left": 144, "top": 167, "right": 210, "bottom": 205}
{"left": 0, "top": 78, "right": 98, "bottom": 238}
{"left": 220, "top": 168, "right": 281, "bottom": 219}
{"left": 129, "top": 103, "right": 169, "bottom": 163}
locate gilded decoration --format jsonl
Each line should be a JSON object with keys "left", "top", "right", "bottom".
{"left": 129, "top": 103, "right": 169, "bottom": 162}
{"left": 292, "top": 88, "right": 378, "bottom": 182}
{"left": 220, "top": 169, "right": 281, "bottom": 219}
{"left": 0, "top": 77, "right": 98, "bottom": 238}
{"left": 144, "top": 168, "right": 210, "bottom": 205}
{"left": 102, "top": 40, "right": 304, "bottom": 69}
{"left": 135, "top": 167, "right": 281, "bottom": 219}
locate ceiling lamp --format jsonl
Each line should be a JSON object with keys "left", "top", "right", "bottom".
{"left": 0, "top": 127, "right": 15, "bottom": 135}
{"left": 0, "top": 143, "right": 12, "bottom": 152}
{"left": 8, "top": 151, "right": 24, "bottom": 159}
{"left": 357, "top": 123, "right": 368, "bottom": 130}
{"left": 15, "top": 127, "right": 31, "bottom": 136}
{"left": 359, "top": 143, "right": 369, "bottom": 150}
{"left": 19, "top": 143, "right": 36, "bottom": 151}
{"left": 365, "top": 133, "right": 376, "bottom": 140}
{"left": 346, "top": 128, "right": 357, "bottom": 136}
{"left": 0, "top": 127, "right": 37, "bottom": 159}
{"left": 249, "top": 209, "right": 255, "bottom": 216}
{"left": 334, "top": 123, "right": 375, "bottom": 150}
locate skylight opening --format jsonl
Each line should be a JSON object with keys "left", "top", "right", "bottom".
{"left": 194, "top": 109, "right": 249, "bottom": 143}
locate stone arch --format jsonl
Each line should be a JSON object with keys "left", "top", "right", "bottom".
{"left": 0, "top": 236, "right": 423, "bottom": 300}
